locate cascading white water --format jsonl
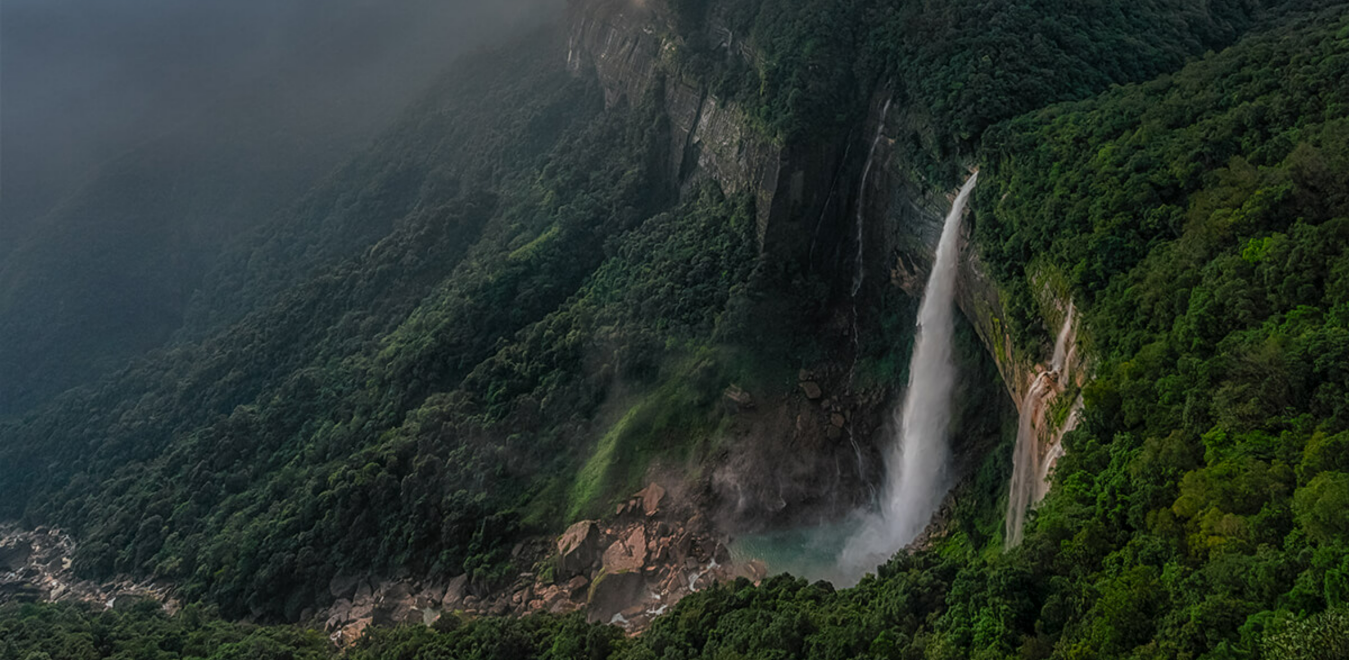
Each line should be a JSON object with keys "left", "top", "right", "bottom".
{"left": 837, "top": 172, "right": 978, "bottom": 579}
{"left": 851, "top": 99, "right": 892, "bottom": 297}
{"left": 1005, "top": 305, "right": 1076, "bottom": 547}
{"left": 1035, "top": 395, "right": 1082, "bottom": 502}
{"left": 1004, "top": 371, "right": 1053, "bottom": 547}
{"left": 1051, "top": 304, "right": 1075, "bottom": 372}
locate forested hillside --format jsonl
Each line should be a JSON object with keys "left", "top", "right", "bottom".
{"left": 0, "top": 0, "right": 546, "bottom": 415}
{"left": 0, "top": 26, "right": 809, "bottom": 621}
{"left": 2, "top": 0, "right": 1348, "bottom": 657}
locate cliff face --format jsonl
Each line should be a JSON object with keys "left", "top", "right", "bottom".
{"left": 862, "top": 95, "right": 1067, "bottom": 408}
{"left": 564, "top": 0, "right": 1082, "bottom": 507}
{"left": 862, "top": 96, "right": 1088, "bottom": 512}
{"left": 565, "top": 0, "right": 845, "bottom": 263}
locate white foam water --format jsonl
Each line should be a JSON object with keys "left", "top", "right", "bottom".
{"left": 836, "top": 172, "right": 978, "bottom": 581}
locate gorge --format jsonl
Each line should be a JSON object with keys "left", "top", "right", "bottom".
{"left": 3, "top": 0, "right": 1348, "bottom": 657}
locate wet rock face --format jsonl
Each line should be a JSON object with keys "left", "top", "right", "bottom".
{"left": 566, "top": 0, "right": 846, "bottom": 262}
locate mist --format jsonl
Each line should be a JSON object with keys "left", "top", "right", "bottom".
{"left": 1, "top": 0, "right": 559, "bottom": 250}
{"left": 0, "top": 0, "right": 560, "bottom": 413}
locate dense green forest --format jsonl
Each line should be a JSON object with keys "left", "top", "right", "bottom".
{"left": 0, "top": 25, "right": 811, "bottom": 621}
{"left": 3, "top": 0, "right": 1349, "bottom": 657}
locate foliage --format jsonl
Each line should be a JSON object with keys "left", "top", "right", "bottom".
{"left": 668, "top": 0, "right": 1278, "bottom": 173}
{"left": 2, "top": 1, "right": 1348, "bottom": 659}
{"left": 0, "top": 27, "right": 770, "bottom": 622}
{"left": 0, "top": 601, "right": 331, "bottom": 660}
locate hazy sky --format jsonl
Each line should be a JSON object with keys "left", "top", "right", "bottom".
{"left": 0, "top": 0, "right": 559, "bottom": 245}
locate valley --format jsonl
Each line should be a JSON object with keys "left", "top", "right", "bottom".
{"left": 2, "top": 0, "right": 1348, "bottom": 657}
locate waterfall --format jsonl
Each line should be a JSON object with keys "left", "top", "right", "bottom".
{"left": 1005, "top": 306, "right": 1076, "bottom": 548}
{"left": 1004, "top": 372, "right": 1053, "bottom": 548}
{"left": 837, "top": 172, "right": 978, "bottom": 579}
{"left": 1051, "top": 303, "right": 1075, "bottom": 372}
{"left": 851, "top": 99, "right": 892, "bottom": 297}
{"left": 1035, "top": 395, "right": 1082, "bottom": 502}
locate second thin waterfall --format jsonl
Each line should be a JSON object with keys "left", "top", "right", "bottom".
{"left": 1005, "top": 304, "right": 1076, "bottom": 548}
{"left": 838, "top": 172, "right": 978, "bottom": 578}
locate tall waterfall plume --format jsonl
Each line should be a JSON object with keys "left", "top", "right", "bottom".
{"left": 837, "top": 172, "right": 978, "bottom": 579}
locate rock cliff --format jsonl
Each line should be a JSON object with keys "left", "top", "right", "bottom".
{"left": 565, "top": 0, "right": 847, "bottom": 264}
{"left": 564, "top": 0, "right": 1086, "bottom": 530}
{"left": 864, "top": 94, "right": 1090, "bottom": 509}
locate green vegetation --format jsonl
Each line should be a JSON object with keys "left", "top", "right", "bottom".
{"left": 3, "top": 0, "right": 1349, "bottom": 657}
{"left": 0, "top": 23, "right": 799, "bottom": 624}
{"left": 669, "top": 0, "right": 1278, "bottom": 174}
{"left": 0, "top": 601, "right": 332, "bottom": 660}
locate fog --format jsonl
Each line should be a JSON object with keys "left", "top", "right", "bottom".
{"left": 0, "top": 0, "right": 560, "bottom": 414}
{"left": 0, "top": 0, "right": 559, "bottom": 250}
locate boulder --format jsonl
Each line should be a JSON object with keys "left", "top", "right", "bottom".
{"left": 353, "top": 581, "right": 373, "bottom": 604}
{"left": 534, "top": 584, "right": 564, "bottom": 611}
{"left": 713, "top": 543, "right": 731, "bottom": 564}
{"left": 379, "top": 581, "right": 412, "bottom": 603}
{"left": 415, "top": 590, "right": 439, "bottom": 610}
{"left": 673, "top": 534, "right": 694, "bottom": 562}
{"left": 649, "top": 536, "right": 671, "bottom": 563}
{"left": 348, "top": 600, "right": 374, "bottom": 621}
{"left": 372, "top": 582, "right": 416, "bottom": 626}
{"left": 635, "top": 483, "right": 666, "bottom": 516}
{"left": 602, "top": 527, "right": 647, "bottom": 573}
{"left": 0, "top": 540, "right": 32, "bottom": 572}
{"left": 556, "top": 521, "right": 602, "bottom": 578}
{"left": 566, "top": 575, "right": 590, "bottom": 600}
{"left": 799, "top": 381, "right": 822, "bottom": 399}
{"left": 340, "top": 617, "right": 371, "bottom": 646}
{"left": 830, "top": 413, "right": 846, "bottom": 428}
{"left": 328, "top": 574, "right": 360, "bottom": 601}
{"left": 723, "top": 385, "right": 754, "bottom": 408}
{"left": 586, "top": 570, "right": 646, "bottom": 623}
{"left": 325, "top": 599, "right": 353, "bottom": 629}
{"left": 442, "top": 574, "right": 468, "bottom": 610}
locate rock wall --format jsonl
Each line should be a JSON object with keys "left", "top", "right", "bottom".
{"left": 867, "top": 96, "right": 1051, "bottom": 408}
{"left": 565, "top": 0, "right": 846, "bottom": 263}
{"left": 564, "top": 0, "right": 1088, "bottom": 535}
{"left": 867, "top": 99, "right": 1090, "bottom": 510}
